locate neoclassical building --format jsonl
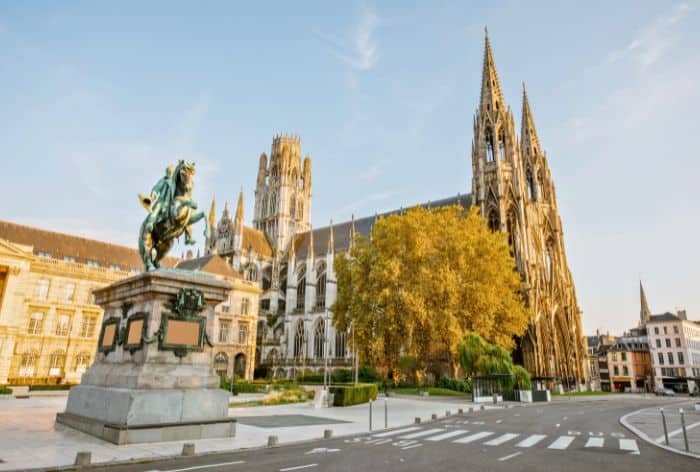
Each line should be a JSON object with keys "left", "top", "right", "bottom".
{"left": 206, "top": 32, "right": 586, "bottom": 384}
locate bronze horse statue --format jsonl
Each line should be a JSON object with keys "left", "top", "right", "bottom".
{"left": 138, "top": 160, "right": 210, "bottom": 271}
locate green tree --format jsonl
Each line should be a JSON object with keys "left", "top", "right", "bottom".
{"left": 332, "top": 205, "right": 529, "bottom": 384}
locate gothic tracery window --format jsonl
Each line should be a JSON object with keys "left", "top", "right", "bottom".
{"left": 485, "top": 127, "right": 495, "bottom": 163}
{"left": 526, "top": 168, "right": 537, "bottom": 202}
{"left": 487, "top": 209, "right": 500, "bottom": 231}
{"left": 245, "top": 264, "right": 258, "bottom": 282}
{"left": 315, "top": 262, "right": 326, "bottom": 309}
{"left": 296, "top": 267, "right": 306, "bottom": 310}
{"left": 314, "top": 319, "right": 326, "bottom": 359}
{"left": 335, "top": 330, "right": 347, "bottom": 358}
{"left": 498, "top": 130, "right": 506, "bottom": 160}
{"left": 293, "top": 321, "right": 305, "bottom": 359}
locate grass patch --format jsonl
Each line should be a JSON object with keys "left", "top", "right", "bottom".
{"left": 229, "top": 384, "right": 314, "bottom": 408}
{"left": 552, "top": 390, "right": 614, "bottom": 396}
{"left": 389, "top": 387, "right": 470, "bottom": 397}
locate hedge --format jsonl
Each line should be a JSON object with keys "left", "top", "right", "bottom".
{"left": 330, "top": 383, "right": 378, "bottom": 407}
{"left": 29, "top": 384, "right": 73, "bottom": 391}
{"left": 0, "top": 386, "right": 12, "bottom": 395}
{"left": 436, "top": 377, "right": 472, "bottom": 393}
{"left": 220, "top": 379, "right": 268, "bottom": 394}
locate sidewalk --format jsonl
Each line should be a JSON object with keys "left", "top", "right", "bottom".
{"left": 0, "top": 393, "right": 497, "bottom": 471}
{"left": 621, "top": 399, "right": 700, "bottom": 459}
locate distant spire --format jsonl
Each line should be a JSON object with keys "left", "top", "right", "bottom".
{"left": 349, "top": 214, "right": 356, "bottom": 250}
{"left": 209, "top": 197, "right": 216, "bottom": 231}
{"left": 327, "top": 220, "right": 334, "bottom": 254}
{"left": 235, "top": 188, "right": 244, "bottom": 225}
{"left": 640, "top": 281, "right": 651, "bottom": 324}
{"left": 521, "top": 82, "right": 542, "bottom": 153}
{"left": 222, "top": 200, "right": 230, "bottom": 218}
{"left": 480, "top": 27, "right": 505, "bottom": 113}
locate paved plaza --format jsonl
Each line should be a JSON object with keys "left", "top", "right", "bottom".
{"left": 0, "top": 392, "right": 492, "bottom": 470}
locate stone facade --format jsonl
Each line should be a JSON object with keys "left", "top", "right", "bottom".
{"left": 205, "top": 32, "right": 586, "bottom": 382}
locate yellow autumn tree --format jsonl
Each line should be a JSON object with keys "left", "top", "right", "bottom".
{"left": 332, "top": 205, "right": 529, "bottom": 383}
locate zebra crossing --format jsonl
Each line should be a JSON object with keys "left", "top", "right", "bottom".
{"left": 345, "top": 424, "right": 641, "bottom": 457}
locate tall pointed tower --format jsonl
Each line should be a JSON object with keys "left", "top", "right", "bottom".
{"left": 253, "top": 134, "right": 312, "bottom": 252}
{"left": 471, "top": 30, "right": 585, "bottom": 386}
{"left": 640, "top": 281, "right": 651, "bottom": 325}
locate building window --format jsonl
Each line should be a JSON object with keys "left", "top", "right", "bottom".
{"left": 27, "top": 312, "right": 44, "bottom": 335}
{"left": 35, "top": 279, "right": 49, "bottom": 300}
{"left": 335, "top": 330, "right": 347, "bottom": 358}
{"left": 260, "top": 299, "right": 270, "bottom": 311}
{"left": 48, "top": 350, "right": 66, "bottom": 377}
{"left": 79, "top": 316, "right": 97, "bottom": 338}
{"left": 678, "top": 352, "right": 684, "bottom": 364}
{"left": 241, "top": 298, "right": 249, "bottom": 315}
{"left": 658, "top": 352, "right": 664, "bottom": 365}
{"left": 296, "top": 268, "right": 306, "bottom": 310}
{"left": 663, "top": 326, "right": 668, "bottom": 334}
{"left": 219, "top": 321, "right": 230, "bottom": 343}
{"left": 55, "top": 314, "right": 70, "bottom": 336}
{"left": 214, "top": 352, "right": 229, "bottom": 378}
{"left": 675, "top": 338, "right": 681, "bottom": 347}
{"left": 655, "top": 339, "right": 661, "bottom": 348}
{"left": 622, "top": 366, "right": 629, "bottom": 376}
{"left": 673, "top": 325, "right": 679, "bottom": 334}
{"left": 63, "top": 283, "right": 76, "bottom": 302}
{"left": 621, "top": 352, "right": 627, "bottom": 362}
{"left": 498, "top": 131, "right": 506, "bottom": 160}
{"left": 245, "top": 265, "right": 258, "bottom": 282}
{"left": 314, "top": 320, "right": 326, "bottom": 359}
{"left": 316, "top": 264, "right": 326, "bottom": 309}
{"left": 74, "top": 352, "right": 91, "bottom": 374}
{"left": 667, "top": 352, "right": 674, "bottom": 365}
{"left": 487, "top": 210, "right": 499, "bottom": 231}
{"left": 654, "top": 327, "right": 659, "bottom": 335}
{"left": 64, "top": 256, "right": 76, "bottom": 263}
{"left": 613, "top": 366, "right": 619, "bottom": 376}
{"left": 485, "top": 127, "right": 495, "bottom": 162}
{"left": 37, "top": 251, "right": 51, "bottom": 258}
{"left": 238, "top": 324, "right": 249, "bottom": 344}
{"left": 665, "top": 338, "right": 671, "bottom": 348}
{"left": 526, "top": 168, "right": 537, "bottom": 201}
{"left": 612, "top": 352, "right": 617, "bottom": 361}
{"left": 293, "top": 321, "right": 305, "bottom": 359}
{"left": 86, "top": 260, "right": 100, "bottom": 268}
{"left": 19, "top": 352, "right": 38, "bottom": 377}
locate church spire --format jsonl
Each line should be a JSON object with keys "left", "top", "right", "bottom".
{"left": 235, "top": 188, "right": 244, "bottom": 225}
{"left": 640, "top": 281, "right": 652, "bottom": 324}
{"left": 521, "top": 82, "right": 542, "bottom": 154}
{"left": 480, "top": 27, "right": 505, "bottom": 113}
{"left": 222, "top": 200, "right": 230, "bottom": 219}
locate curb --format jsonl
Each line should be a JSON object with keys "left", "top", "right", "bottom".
{"left": 619, "top": 406, "right": 700, "bottom": 460}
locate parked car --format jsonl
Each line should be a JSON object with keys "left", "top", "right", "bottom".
{"left": 655, "top": 387, "right": 675, "bottom": 396}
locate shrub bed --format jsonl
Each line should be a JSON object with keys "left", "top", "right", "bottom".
{"left": 0, "top": 386, "right": 12, "bottom": 395}
{"left": 331, "top": 383, "right": 378, "bottom": 406}
{"left": 28, "top": 384, "right": 73, "bottom": 391}
{"left": 436, "top": 377, "right": 472, "bottom": 393}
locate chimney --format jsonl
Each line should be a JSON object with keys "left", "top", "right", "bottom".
{"left": 677, "top": 309, "right": 687, "bottom": 320}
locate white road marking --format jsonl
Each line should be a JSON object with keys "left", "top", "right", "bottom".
{"left": 654, "top": 420, "right": 700, "bottom": 443}
{"left": 392, "top": 440, "right": 418, "bottom": 447}
{"left": 453, "top": 431, "right": 494, "bottom": 444}
{"left": 619, "top": 439, "right": 640, "bottom": 455}
{"left": 372, "top": 427, "right": 421, "bottom": 438}
{"left": 498, "top": 452, "right": 523, "bottom": 462}
{"left": 372, "top": 439, "right": 393, "bottom": 445}
{"left": 425, "top": 430, "right": 469, "bottom": 441}
{"left": 563, "top": 416, "right": 568, "bottom": 421}
{"left": 280, "top": 465, "right": 318, "bottom": 472}
{"left": 496, "top": 419, "right": 503, "bottom": 424}
{"left": 154, "top": 461, "right": 245, "bottom": 472}
{"left": 516, "top": 434, "right": 547, "bottom": 448}
{"left": 610, "top": 432, "right": 626, "bottom": 438}
{"left": 401, "top": 443, "right": 424, "bottom": 450}
{"left": 584, "top": 437, "right": 604, "bottom": 448}
{"left": 548, "top": 436, "right": 575, "bottom": 450}
{"left": 484, "top": 433, "right": 520, "bottom": 446}
{"left": 588, "top": 432, "right": 604, "bottom": 437}
{"left": 567, "top": 431, "right": 581, "bottom": 436}
{"left": 555, "top": 423, "right": 560, "bottom": 428}
{"left": 471, "top": 421, "right": 485, "bottom": 425}
{"left": 399, "top": 428, "right": 444, "bottom": 439}
{"left": 305, "top": 448, "right": 340, "bottom": 455}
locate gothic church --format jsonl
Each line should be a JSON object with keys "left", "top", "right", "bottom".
{"left": 205, "top": 31, "right": 586, "bottom": 385}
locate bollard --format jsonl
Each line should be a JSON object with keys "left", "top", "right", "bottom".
{"left": 74, "top": 452, "right": 91, "bottom": 467}
{"left": 268, "top": 435, "right": 279, "bottom": 447}
{"left": 182, "top": 443, "right": 195, "bottom": 456}
{"left": 324, "top": 429, "right": 333, "bottom": 439}
{"left": 369, "top": 399, "right": 373, "bottom": 432}
{"left": 492, "top": 393, "right": 498, "bottom": 405}
{"left": 480, "top": 405, "right": 485, "bottom": 411}
{"left": 660, "top": 408, "right": 669, "bottom": 446}
{"left": 384, "top": 398, "right": 388, "bottom": 429}
{"left": 414, "top": 417, "right": 421, "bottom": 424}
{"left": 458, "top": 408, "right": 464, "bottom": 414}
{"left": 432, "top": 413, "right": 438, "bottom": 420}
{"left": 680, "top": 409, "right": 689, "bottom": 452}
{"left": 446, "top": 410, "right": 451, "bottom": 417}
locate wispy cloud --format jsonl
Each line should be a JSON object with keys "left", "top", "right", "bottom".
{"left": 316, "top": 7, "right": 379, "bottom": 71}
{"left": 358, "top": 162, "right": 384, "bottom": 182}
{"left": 337, "top": 190, "right": 395, "bottom": 215}
{"left": 607, "top": 2, "right": 694, "bottom": 69}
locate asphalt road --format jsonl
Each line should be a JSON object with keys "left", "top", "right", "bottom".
{"left": 101, "top": 397, "right": 697, "bottom": 472}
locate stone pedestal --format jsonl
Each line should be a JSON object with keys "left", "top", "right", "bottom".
{"left": 56, "top": 269, "right": 235, "bottom": 444}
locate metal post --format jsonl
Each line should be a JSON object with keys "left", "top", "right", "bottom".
{"left": 369, "top": 400, "right": 373, "bottom": 431}
{"left": 680, "top": 408, "right": 689, "bottom": 452}
{"left": 384, "top": 397, "right": 388, "bottom": 429}
{"left": 660, "top": 408, "right": 669, "bottom": 445}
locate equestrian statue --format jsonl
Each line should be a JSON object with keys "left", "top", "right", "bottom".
{"left": 138, "top": 160, "right": 210, "bottom": 271}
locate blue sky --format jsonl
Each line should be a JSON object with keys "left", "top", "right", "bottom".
{"left": 1, "top": 1, "right": 699, "bottom": 334}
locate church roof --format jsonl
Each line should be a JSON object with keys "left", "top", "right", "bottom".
{"left": 0, "top": 220, "right": 178, "bottom": 270}
{"left": 242, "top": 226, "right": 272, "bottom": 257}
{"left": 177, "top": 254, "right": 242, "bottom": 279}
{"left": 292, "top": 193, "right": 472, "bottom": 259}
